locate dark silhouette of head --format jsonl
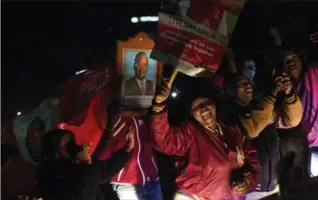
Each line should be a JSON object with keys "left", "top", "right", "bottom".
{"left": 41, "top": 129, "right": 79, "bottom": 162}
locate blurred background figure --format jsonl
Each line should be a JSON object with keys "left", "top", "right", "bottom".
{"left": 243, "top": 60, "right": 256, "bottom": 82}
{"left": 35, "top": 128, "right": 134, "bottom": 200}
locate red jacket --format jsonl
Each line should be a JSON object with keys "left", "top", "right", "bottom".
{"left": 94, "top": 115, "right": 158, "bottom": 186}
{"left": 150, "top": 110, "right": 260, "bottom": 200}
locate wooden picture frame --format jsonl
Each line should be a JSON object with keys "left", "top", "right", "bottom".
{"left": 116, "top": 32, "right": 163, "bottom": 112}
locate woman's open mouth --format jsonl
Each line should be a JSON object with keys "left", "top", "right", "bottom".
{"left": 201, "top": 111, "right": 212, "bottom": 121}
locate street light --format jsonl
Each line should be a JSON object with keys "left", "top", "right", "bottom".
{"left": 17, "top": 111, "right": 22, "bottom": 116}
{"left": 170, "top": 88, "right": 180, "bottom": 99}
{"left": 171, "top": 91, "right": 178, "bottom": 98}
{"left": 131, "top": 17, "right": 139, "bottom": 23}
{"left": 140, "top": 16, "right": 158, "bottom": 22}
{"left": 131, "top": 16, "right": 158, "bottom": 24}
{"left": 75, "top": 69, "right": 87, "bottom": 75}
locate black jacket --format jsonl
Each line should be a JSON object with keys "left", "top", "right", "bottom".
{"left": 277, "top": 125, "right": 309, "bottom": 184}
{"left": 252, "top": 123, "right": 279, "bottom": 192}
{"left": 36, "top": 148, "right": 131, "bottom": 200}
{"left": 219, "top": 99, "right": 279, "bottom": 192}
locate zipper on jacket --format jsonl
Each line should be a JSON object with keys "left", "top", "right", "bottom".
{"left": 152, "top": 156, "right": 158, "bottom": 173}
{"left": 132, "top": 117, "right": 146, "bottom": 185}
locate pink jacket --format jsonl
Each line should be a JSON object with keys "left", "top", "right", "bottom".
{"left": 297, "top": 64, "right": 318, "bottom": 147}
{"left": 94, "top": 115, "right": 158, "bottom": 185}
{"left": 150, "top": 110, "right": 260, "bottom": 200}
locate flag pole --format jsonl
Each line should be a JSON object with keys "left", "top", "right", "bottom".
{"left": 167, "top": 67, "right": 179, "bottom": 88}
{"left": 155, "top": 67, "right": 178, "bottom": 104}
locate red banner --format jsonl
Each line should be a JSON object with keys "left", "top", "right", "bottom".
{"left": 151, "top": 12, "right": 228, "bottom": 76}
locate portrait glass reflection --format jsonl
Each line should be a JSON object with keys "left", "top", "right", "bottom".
{"left": 121, "top": 49, "right": 157, "bottom": 108}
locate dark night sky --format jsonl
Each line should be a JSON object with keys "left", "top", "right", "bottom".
{"left": 2, "top": 1, "right": 317, "bottom": 116}
{"left": 2, "top": 2, "right": 160, "bottom": 115}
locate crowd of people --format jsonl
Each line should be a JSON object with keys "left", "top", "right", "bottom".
{"left": 29, "top": 48, "right": 317, "bottom": 200}
{"left": 10, "top": 24, "right": 317, "bottom": 200}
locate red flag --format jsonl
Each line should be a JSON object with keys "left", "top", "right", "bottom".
{"left": 4, "top": 62, "right": 118, "bottom": 197}
{"left": 55, "top": 62, "right": 118, "bottom": 155}
{"left": 58, "top": 87, "right": 112, "bottom": 155}
{"left": 12, "top": 62, "right": 118, "bottom": 163}
{"left": 56, "top": 62, "right": 117, "bottom": 125}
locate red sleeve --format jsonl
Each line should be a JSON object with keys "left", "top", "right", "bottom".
{"left": 150, "top": 110, "right": 194, "bottom": 156}
{"left": 94, "top": 116, "right": 131, "bottom": 161}
{"left": 242, "top": 138, "right": 261, "bottom": 192}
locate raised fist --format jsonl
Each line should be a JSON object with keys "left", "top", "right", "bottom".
{"left": 154, "top": 82, "right": 171, "bottom": 104}
{"left": 125, "top": 128, "right": 135, "bottom": 153}
{"left": 280, "top": 73, "right": 293, "bottom": 95}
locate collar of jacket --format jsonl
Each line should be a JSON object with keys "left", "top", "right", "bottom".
{"left": 228, "top": 98, "right": 252, "bottom": 118}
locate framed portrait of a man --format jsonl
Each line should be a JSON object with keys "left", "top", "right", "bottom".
{"left": 116, "top": 32, "right": 162, "bottom": 109}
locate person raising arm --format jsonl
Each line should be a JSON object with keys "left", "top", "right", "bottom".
{"left": 150, "top": 81, "right": 260, "bottom": 200}
{"left": 223, "top": 73, "right": 302, "bottom": 139}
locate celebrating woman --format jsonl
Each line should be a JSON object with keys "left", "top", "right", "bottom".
{"left": 149, "top": 82, "right": 260, "bottom": 200}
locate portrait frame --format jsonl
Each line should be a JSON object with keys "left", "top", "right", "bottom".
{"left": 116, "top": 32, "right": 163, "bottom": 111}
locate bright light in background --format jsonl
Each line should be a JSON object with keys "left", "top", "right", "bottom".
{"left": 171, "top": 92, "right": 178, "bottom": 98}
{"left": 131, "top": 16, "right": 158, "bottom": 23}
{"left": 131, "top": 17, "right": 139, "bottom": 23}
{"left": 75, "top": 69, "right": 87, "bottom": 75}
{"left": 58, "top": 123, "right": 66, "bottom": 129}
{"left": 170, "top": 88, "right": 180, "bottom": 99}
{"left": 17, "top": 111, "right": 22, "bottom": 116}
{"left": 140, "top": 16, "right": 158, "bottom": 22}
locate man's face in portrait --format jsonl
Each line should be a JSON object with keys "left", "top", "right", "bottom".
{"left": 133, "top": 53, "right": 149, "bottom": 80}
